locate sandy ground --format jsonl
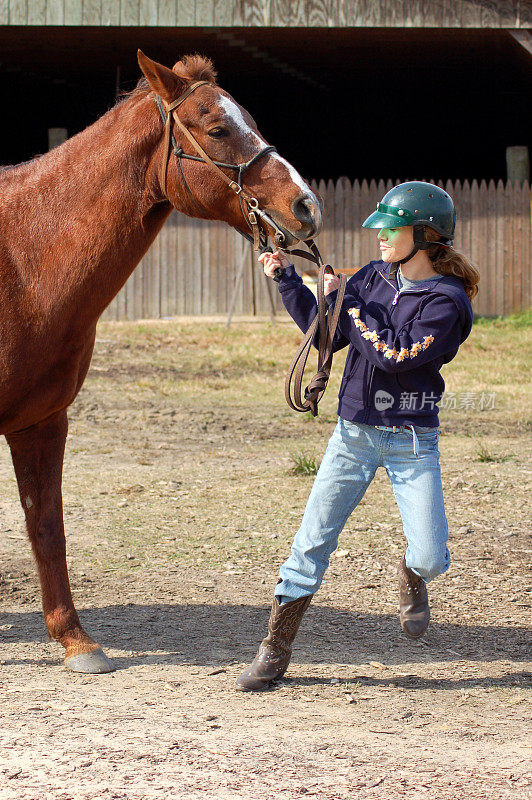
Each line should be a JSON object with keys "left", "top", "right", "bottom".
{"left": 0, "top": 318, "right": 530, "bottom": 800}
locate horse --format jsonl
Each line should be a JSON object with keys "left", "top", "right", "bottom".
{"left": 0, "top": 50, "right": 322, "bottom": 674}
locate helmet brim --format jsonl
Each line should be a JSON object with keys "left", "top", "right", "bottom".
{"left": 362, "top": 211, "right": 412, "bottom": 230}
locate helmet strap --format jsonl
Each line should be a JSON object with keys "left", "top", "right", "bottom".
{"left": 394, "top": 226, "right": 453, "bottom": 266}
{"left": 397, "top": 224, "right": 432, "bottom": 265}
{"left": 397, "top": 245, "right": 419, "bottom": 265}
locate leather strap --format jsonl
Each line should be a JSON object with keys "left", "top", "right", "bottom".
{"left": 158, "top": 82, "right": 277, "bottom": 249}
{"left": 160, "top": 81, "right": 211, "bottom": 196}
{"left": 284, "top": 259, "right": 347, "bottom": 417}
{"left": 168, "top": 102, "right": 257, "bottom": 206}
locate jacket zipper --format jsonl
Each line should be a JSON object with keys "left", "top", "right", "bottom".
{"left": 364, "top": 365, "right": 375, "bottom": 421}
{"left": 363, "top": 269, "right": 432, "bottom": 421}
{"left": 392, "top": 287, "right": 431, "bottom": 305}
{"left": 378, "top": 269, "right": 432, "bottom": 306}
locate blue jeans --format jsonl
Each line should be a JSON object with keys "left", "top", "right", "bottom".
{"left": 275, "top": 417, "right": 450, "bottom": 603}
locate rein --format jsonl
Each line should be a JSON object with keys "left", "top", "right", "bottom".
{"left": 154, "top": 81, "right": 347, "bottom": 416}
{"left": 282, "top": 250, "right": 347, "bottom": 417}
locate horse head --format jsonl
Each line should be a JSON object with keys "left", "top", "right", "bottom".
{"left": 138, "top": 51, "right": 322, "bottom": 247}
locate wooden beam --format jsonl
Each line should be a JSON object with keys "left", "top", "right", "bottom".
{"left": 508, "top": 30, "right": 532, "bottom": 57}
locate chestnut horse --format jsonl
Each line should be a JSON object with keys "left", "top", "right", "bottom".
{"left": 0, "top": 51, "right": 321, "bottom": 673}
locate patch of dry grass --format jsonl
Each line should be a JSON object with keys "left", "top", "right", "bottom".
{"left": 57, "top": 309, "right": 527, "bottom": 577}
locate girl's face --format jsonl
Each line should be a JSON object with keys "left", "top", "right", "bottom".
{"left": 378, "top": 226, "right": 414, "bottom": 262}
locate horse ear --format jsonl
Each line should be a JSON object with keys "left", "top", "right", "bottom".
{"left": 137, "top": 50, "right": 184, "bottom": 103}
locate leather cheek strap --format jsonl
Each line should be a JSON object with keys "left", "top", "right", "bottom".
{"left": 162, "top": 83, "right": 256, "bottom": 206}
{"left": 160, "top": 81, "right": 210, "bottom": 196}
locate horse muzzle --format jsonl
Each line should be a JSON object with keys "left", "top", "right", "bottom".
{"left": 291, "top": 192, "right": 322, "bottom": 240}
{"left": 259, "top": 197, "right": 321, "bottom": 249}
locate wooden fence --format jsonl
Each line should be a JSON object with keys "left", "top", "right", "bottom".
{"left": 102, "top": 179, "right": 531, "bottom": 321}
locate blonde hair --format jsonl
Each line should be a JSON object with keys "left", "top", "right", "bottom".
{"left": 424, "top": 227, "right": 480, "bottom": 301}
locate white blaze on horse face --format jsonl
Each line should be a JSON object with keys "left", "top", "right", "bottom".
{"left": 217, "top": 95, "right": 315, "bottom": 200}
{"left": 217, "top": 95, "right": 263, "bottom": 147}
{"left": 271, "top": 154, "right": 313, "bottom": 197}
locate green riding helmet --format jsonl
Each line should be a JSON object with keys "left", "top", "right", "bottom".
{"left": 362, "top": 181, "right": 456, "bottom": 264}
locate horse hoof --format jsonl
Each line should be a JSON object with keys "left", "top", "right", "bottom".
{"left": 64, "top": 648, "right": 114, "bottom": 674}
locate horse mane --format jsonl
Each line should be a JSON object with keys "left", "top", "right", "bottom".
{"left": 174, "top": 54, "right": 218, "bottom": 84}
{"left": 126, "top": 53, "right": 218, "bottom": 101}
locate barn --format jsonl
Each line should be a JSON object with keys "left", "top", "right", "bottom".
{"left": 1, "top": 0, "right": 530, "bottom": 318}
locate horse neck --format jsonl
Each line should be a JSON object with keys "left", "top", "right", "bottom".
{"left": 7, "top": 92, "right": 171, "bottom": 326}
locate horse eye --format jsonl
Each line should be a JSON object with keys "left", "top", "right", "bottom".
{"left": 208, "top": 127, "right": 228, "bottom": 138}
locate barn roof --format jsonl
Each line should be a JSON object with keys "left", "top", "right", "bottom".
{"left": 1, "top": 0, "right": 529, "bottom": 28}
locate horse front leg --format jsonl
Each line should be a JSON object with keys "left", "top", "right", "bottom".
{"left": 6, "top": 410, "right": 113, "bottom": 673}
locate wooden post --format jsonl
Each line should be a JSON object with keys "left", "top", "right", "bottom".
{"left": 506, "top": 146, "right": 530, "bottom": 184}
{"left": 226, "top": 240, "right": 250, "bottom": 327}
{"left": 48, "top": 128, "right": 67, "bottom": 150}
{"left": 263, "top": 269, "right": 277, "bottom": 324}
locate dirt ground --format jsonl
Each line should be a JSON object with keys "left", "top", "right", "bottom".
{"left": 0, "top": 316, "right": 531, "bottom": 800}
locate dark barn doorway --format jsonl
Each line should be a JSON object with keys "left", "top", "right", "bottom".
{"left": 0, "top": 25, "right": 530, "bottom": 182}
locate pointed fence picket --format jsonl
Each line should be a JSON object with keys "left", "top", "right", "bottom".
{"left": 101, "top": 179, "right": 531, "bottom": 320}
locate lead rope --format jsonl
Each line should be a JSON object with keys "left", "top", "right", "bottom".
{"left": 280, "top": 244, "right": 347, "bottom": 417}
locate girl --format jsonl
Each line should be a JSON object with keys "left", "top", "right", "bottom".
{"left": 236, "top": 181, "right": 480, "bottom": 692}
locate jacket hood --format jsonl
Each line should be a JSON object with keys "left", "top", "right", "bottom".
{"left": 374, "top": 259, "right": 473, "bottom": 335}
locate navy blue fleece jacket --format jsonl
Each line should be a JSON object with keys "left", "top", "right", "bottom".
{"left": 277, "top": 260, "right": 474, "bottom": 427}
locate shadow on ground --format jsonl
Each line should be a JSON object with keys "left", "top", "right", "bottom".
{"left": 1, "top": 603, "right": 531, "bottom": 681}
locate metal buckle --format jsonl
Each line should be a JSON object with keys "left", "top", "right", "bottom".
{"left": 229, "top": 181, "right": 243, "bottom": 195}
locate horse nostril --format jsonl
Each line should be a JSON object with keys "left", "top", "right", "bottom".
{"left": 292, "top": 193, "right": 319, "bottom": 232}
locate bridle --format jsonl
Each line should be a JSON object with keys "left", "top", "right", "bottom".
{"left": 154, "top": 79, "right": 347, "bottom": 417}
{"left": 155, "top": 80, "right": 289, "bottom": 252}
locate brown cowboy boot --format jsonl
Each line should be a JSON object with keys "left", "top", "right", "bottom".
{"left": 398, "top": 557, "right": 430, "bottom": 639}
{"left": 236, "top": 585, "right": 313, "bottom": 692}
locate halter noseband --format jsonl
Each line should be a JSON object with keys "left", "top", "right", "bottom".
{"left": 155, "top": 81, "right": 286, "bottom": 251}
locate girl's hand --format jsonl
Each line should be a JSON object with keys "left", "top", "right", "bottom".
{"left": 323, "top": 273, "right": 340, "bottom": 296}
{"left": 258, "top": 250, "right": 292, "bottom": 278}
